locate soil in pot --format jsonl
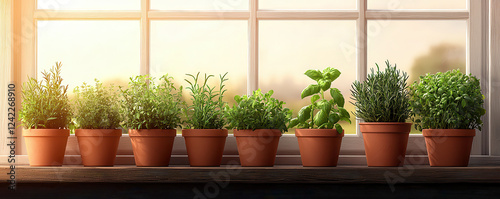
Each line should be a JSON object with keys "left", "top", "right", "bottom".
{"left": 234, "top": 129, "right": 281, "bottom": 167}
{"left": 295, "top": 129, "right": 344, "bottom": 167}
{"left": 423, "top": 129, "right": 475, "bottom": 167}
{"left": 76, "top": 129, "right": 122, "bottom": 167}
{"left": 360, "top": 122, "right": 412, "bottom": 167}
{"left": 23, "top": 129, "right": 70, "bottom": 166}
{"left": 129, "top": 129, "right": 176, "bottom": 167}
{"left": 182, "top": 129, "right": 228, "bottom": 167}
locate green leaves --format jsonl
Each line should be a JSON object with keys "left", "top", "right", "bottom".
{"left": 329, "top": 114, "right": 340, "bottom": 124}
{"left": 289, "top": 118, "right": 299, "bottom": 129}
{"left": 319, "top": 80, "right": 332, "bottom": 91}
{"left": 410, "top": 69, "right": 485, "bottom": 131}
{"left": 350, "top": 60, "right": 411, "bottom": 123}
{"left": 313, "top": 110, "right": 328, "bottom": 127}
{"left": 323, "top": 68, "right": 341, "bottom": 82}
{"left": 335, "top": 123, "right": 343, "bottom": 134}
{"left": 183, "top": 72, "right": 228, "bottom": 129}
{"left": 311, "top": 95, "right": 320, "bottom": 104}
{"left": 20, "top": 62, "right": 72, "bottom": 129}
{"left": 301, "top": 85, "right": 320, "bottom": 99}
{"left": 120, "top": 75, "right": 184, "bottom": 130}
{"left": 305, "top": 70, "right": 323, "bottom": 81}
{"left": 298, "top": 105, "right": 312, "bottom": 122}
{"left": 291, "top": 67, "right": 350, "bottom": 131}
{"left": 73, "top": 79, "right": 121, "bottom": 129}
{"left": 225, "top": 89, "right": 292, "bottom": 133}
{"left": 330, "top": 88, "right": 345, "bottom": 107}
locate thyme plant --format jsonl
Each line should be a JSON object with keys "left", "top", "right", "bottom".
{"left": 120, "top": 75, "right": 184, "bottom": 130}
{"left": 225, "top": 89, "right": 292, "bottom": 133}
{"left": 73, "top": 80, "right": 121, "bottom": 129}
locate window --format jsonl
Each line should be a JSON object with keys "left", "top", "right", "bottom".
{"left": 4, "top": 0, "right": 491, "bottom": 163}
{"left": 150, "top": 20, "right": 248, "bottom": 104}
{"left": 259, "top": 20, "right": 357, "bottom": 134}
{"left": 37, "top": 0, "right": 141, "bottom": 10}
{"left": 37, "top": 20, "right": 140, "bottom": 91}
{"left": 150, "top": 0, "right": 249, "bottom": 10}
{"left": 259, "top": 0, "right": 357, "bottom": 10}
{"left": 368, "top": 0, "right": 467, "bottom": 10}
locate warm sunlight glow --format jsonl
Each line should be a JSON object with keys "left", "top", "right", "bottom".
{"left": 150, "top": 20, "right": 248, "bottom": 103}
{"left": 368, "top": 20, "right": 466, "bottom": 79}
{"left": 38, "top": 0, "right": 140, "bottom": 10}
{"left": 260, "top": 0, "right": 356, "bottom": 10}
{"left": 150, "top": 0, "right": 249, "bottom": 10}
{"left": 368, "top": 0, "right": 467, "bottom": 10}
{"left": 37, "top": 20, "right": 140, "bottom": 92}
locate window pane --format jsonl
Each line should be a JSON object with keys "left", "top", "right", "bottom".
{"left": 150, "top": 20, "right": 247, "bottom": 104}
{"left": 151, "top": 0, "right": 249, "bottom": 10}
{"left": 367, "top": 20, "right": 466, "bottom": 133}
{"left": 37, "top": 20, "right": 140, "bottom": 91}
{"left": 368, "top": 0, "right": 467, "bottom": 10}
{"left": 260, "top": 0, "right": 356, "bottom": 10}
{"left": 38, "top": 0, "right": 140, "bottom": 10}
{"left": 259, "top": 20, "right": 357, "bottom": 134}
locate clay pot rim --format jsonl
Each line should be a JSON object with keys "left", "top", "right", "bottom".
{"left": 233, "top": 129, "right": 282, "bottom": 137}
{"left": 359, "top": 122, "right": 412, "bottom": 133}
{"left": 295, "top": 129, "right": 344, "bottom": 137}
{"left": 359, "top": 122, "right": 412, "bottom": 125}
{"left": 23, "top": 129, "right": 70, "bottom": 137}
{"left": 128, "top": 129, "right": 176, "bottom": 137}
{"left": 422, "top": 129, "right": 476, "bottom": 137}
{"left": 75, "top": 129, "right": 122, "bottom": 137}
{"left": 182, "top": 129, "right": 228, "bottom": 137}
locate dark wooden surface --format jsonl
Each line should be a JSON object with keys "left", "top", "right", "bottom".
{"left": 1, "top": 183, "right": 500, "bottom": 199}
{"left": 2, "top": 165, "right": 500, "bottom": 184}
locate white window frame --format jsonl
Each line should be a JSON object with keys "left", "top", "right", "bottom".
{"left": 1, "top": 0, "right": 495, "bottom": 165}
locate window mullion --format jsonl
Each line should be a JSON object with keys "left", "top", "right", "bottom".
{"left": 356, "top": 0, "right": 367, "bottom": 136}
{"left": 140, "top": 0, "right": 149, "bottom": 76}
{"left": 489, "top": 0, "right": 500, "bottom": 156}
{"left": 248, "top": 0, "right": 258, "bottom": 95}
{"left": 468, "top": 0, "right": 487, "bottom": 155}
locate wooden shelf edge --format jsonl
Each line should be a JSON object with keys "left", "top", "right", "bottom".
{"left": 2, "top": 165, "right": 500, "bottom": 184}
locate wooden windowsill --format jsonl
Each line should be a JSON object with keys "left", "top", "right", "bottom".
{"left": 2, "top": 165, "right": 500, "bottom": 184}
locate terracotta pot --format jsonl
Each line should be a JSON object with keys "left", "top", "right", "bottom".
{"left": 234, "top": 129, "right": 281, "bottom": 167}
{"left": 129, "top": 129, "right": 176, "bottom": 167}
{"left": 182, "top": 129, "right": 228, "bottom": 167}
{"left": 295, "top": 129, "right": 344, "bottom": 167}
{"left": 360, "top": 122, "right": 412, "bottom": 167}
{"left": 23, "top": 129, "right": 70, "bottom": 166}
{"left": 423, "top": 129, "right": 475, "bottom": 167}
{"left": 75, "top": 129, "right": 122, "bottom": 167}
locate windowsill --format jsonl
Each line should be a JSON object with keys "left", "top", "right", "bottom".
{"left": 2, "top": 155, "right": 500, "bottom": 165}
{"left": 2, "top": 164, "right": 500, "bottom": 184}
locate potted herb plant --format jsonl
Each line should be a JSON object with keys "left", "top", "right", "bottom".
{"left": 410, "top": 69, "right": 485, "bottom": 167}
{"left": 351, "top": 61, "right": 412, "bottom": 167}
{"left": 20, "top": 62, "right": 71, "bottom": 166}
{"left": 73, "top": 80, "right": 122, "bottom": 167}
{"left": 120, "top": 75, "right": 184, "bottom": 167}
{"left": 289, "top": 67, "right": 350, "bottom": 167}
{"left": 182, "top": 72, "right": 228, "bottom": 167}
{"left": 225, "top": 89, "right": 291, "bottom": 167}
